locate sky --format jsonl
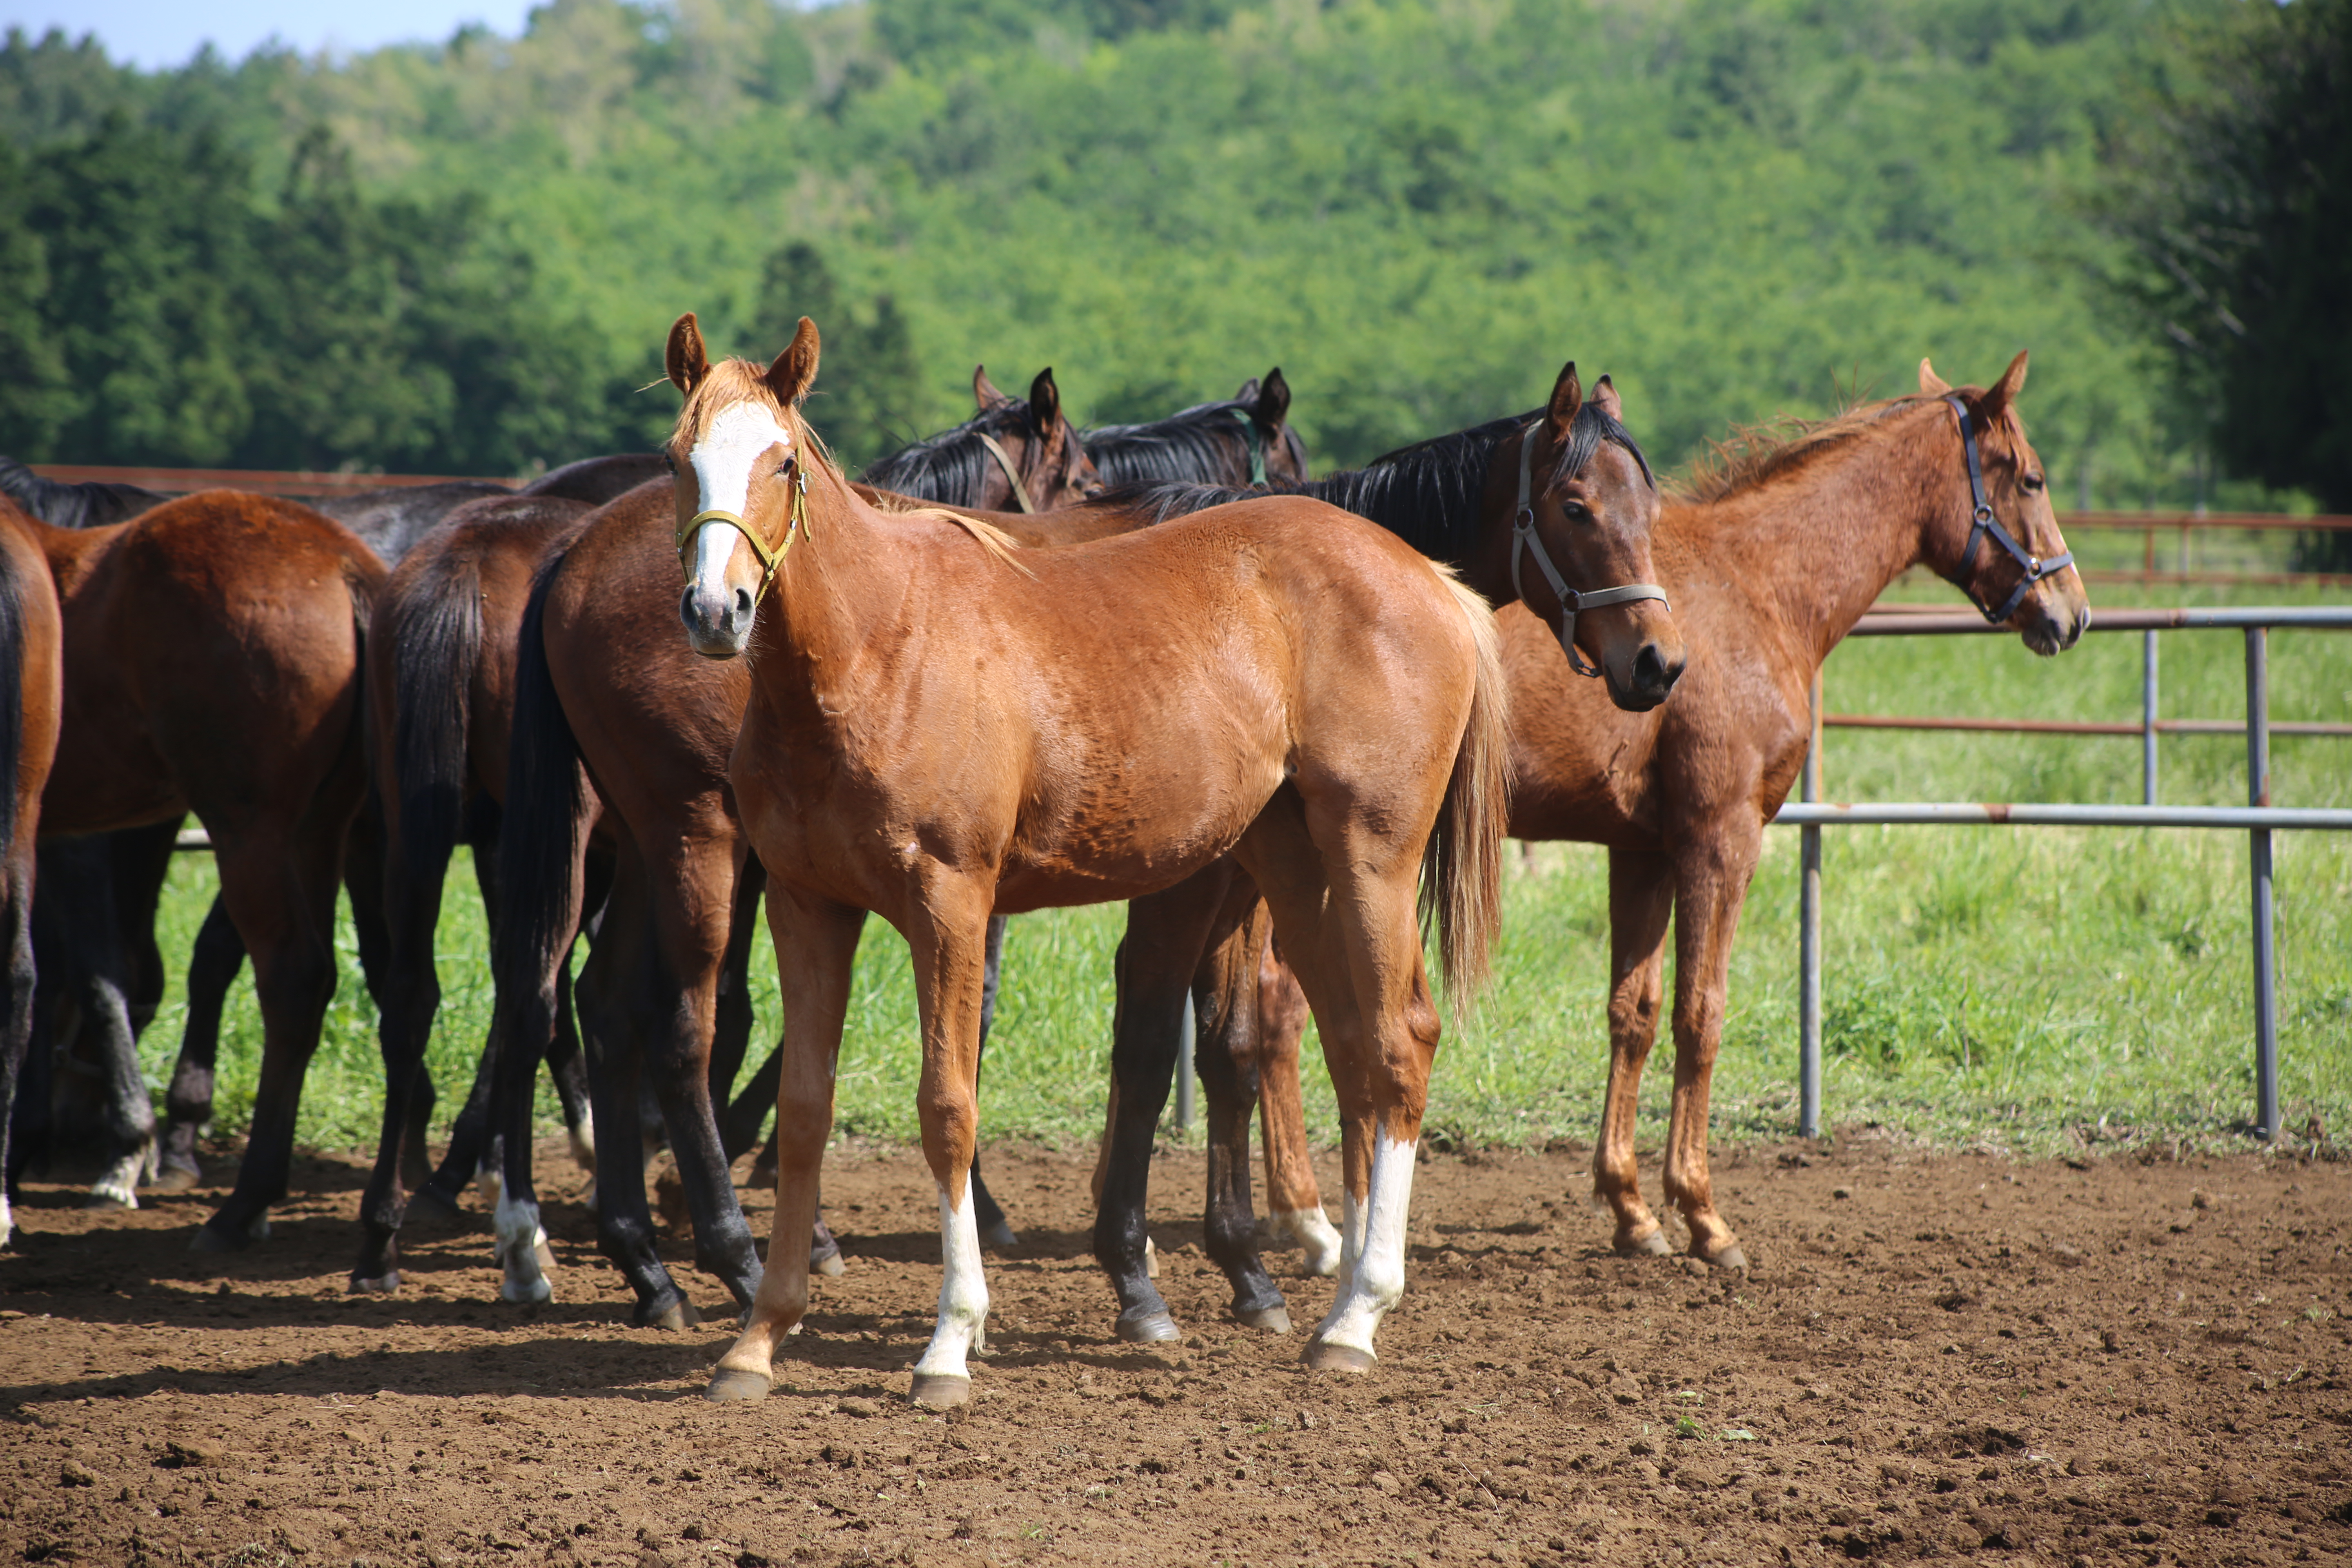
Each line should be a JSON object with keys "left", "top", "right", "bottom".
{"left": 0, "top": 0, "right": 535, "bottom": 70}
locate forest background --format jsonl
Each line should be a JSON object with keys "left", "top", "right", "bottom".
{"left": 0, "top": 0, "right": 2317, "bottom": 506}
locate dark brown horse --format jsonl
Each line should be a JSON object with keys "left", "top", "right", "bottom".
{"left": 1234, "top": 355, "right": 2089, "bottom": 1270}
{"left": 479, "top": 368, "right": 1253, "bottom": 1323}
{"left": 0, "top": 500, "right": 63, "bottom": 1250}
{"left": 11, "top": 489, "right": 388, "bottom": 1250}
{"left": 669, "top": 316, "right": 1521, "bottom": 1405}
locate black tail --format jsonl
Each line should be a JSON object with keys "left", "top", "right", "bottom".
{"left": 490, "top": 550, "right": 597, "bottom": 1070}
{"left": 388, "top": 558, "right": 483, "bottom": 887}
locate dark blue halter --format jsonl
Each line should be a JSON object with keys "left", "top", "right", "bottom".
{"left": 1947, "top": 394, "right": 2071, "bottom": 624}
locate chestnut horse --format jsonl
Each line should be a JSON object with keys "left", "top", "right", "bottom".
{"left": 9, "top": 490, "right": 387, "bottom": 1250}
{"left": 1232, "top": 354, "right": 2089, "bottom": 1269}
{"left": 0, "top": 501, "right": 63, "bottom": 1250}
{"left": 668, "top": 315, "right": 1511, "bottom": 1405}
{"left": 481, "top": 369, "right": 1273, "bottom": 1323}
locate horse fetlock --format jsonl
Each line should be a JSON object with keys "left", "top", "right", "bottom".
{"left": 1265, "top": 1206, "right": 1343, "bottom": 1277}
{"left": 493, "top": 1196, "right": 553, "bottom": 1305}
{"left": 86, "top": 1145, "right": 148, "bottom": 1210}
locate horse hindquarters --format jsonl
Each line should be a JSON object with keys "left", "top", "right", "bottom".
{"left": 0, "top": 532, "right": 60, "bottom": 1249}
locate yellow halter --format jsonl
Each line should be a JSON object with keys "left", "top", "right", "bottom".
{"left": 675, "top": 463, "right": 809, "bottom": 606}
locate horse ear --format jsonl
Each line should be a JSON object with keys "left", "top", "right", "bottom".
{"left": 1544, "top": 360, "right": 1584, "bottom": 440}
{"left": 1254, "top": 367, "right": 1291, "bottom": 428}
{"left": 973, "top": 365, "right": 1011, "bottom": 409}
{"left": 1980, "top": 350, "right": 2029, "bottom": 419}
{"left": 1918, "top": 358, "right": 1952, "bottom": 397}
{"left": 665, "top": 313, "right": 708, "bottom": 395}
{"left": 1589, "top": 374, "right": 1623, "bottom": 423}
{"left": 1232, "top": 376, "right": 1262, "bottom": 403}
{"left": 1028, "top": 367, "right": 1062, "bottom": 431}
{"left": 764, "top": 316, "right": 820, "bottom": 406}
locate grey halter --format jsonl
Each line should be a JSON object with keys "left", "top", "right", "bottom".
{"left": 1510, "top": 421, "right": 1670, "bottom": 679}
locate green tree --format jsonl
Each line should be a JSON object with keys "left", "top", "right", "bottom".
{"left": 752, "top": 241, "right": 923, "bottom": 471}
{"left": 2110, "top": 0, "right": 2352, "bottom": 534}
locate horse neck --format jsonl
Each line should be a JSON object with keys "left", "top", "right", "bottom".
{"left": 760, "top": 464, "right": 930, "bottom": 703}
{"left": 1686, "top": 410, "right": 1965, "bottom": 669}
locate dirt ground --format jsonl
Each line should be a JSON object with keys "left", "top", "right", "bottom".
{"left": 2, "top": 1135, "right": 2348, "bottom": 1568}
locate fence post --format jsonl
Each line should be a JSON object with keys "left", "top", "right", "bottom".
{"left": 2143, "top": 630, "right": 2159, "bottom": 806}
{"left": 1799, "top": 668, "right": 1824, "bottom": 1138}
{"left": 1175, "top": 989, "right": 1196, "bottom": 1131}
{"left": 2246, "top": 627, "right": 2278, "bottom": 1140}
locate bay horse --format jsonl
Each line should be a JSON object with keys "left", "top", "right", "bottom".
{"left": 0, "top": 501, "right": 63, "bottom": 1250}
{"left": 4, "top": 489, "right": 388, "bottom": 1251}
{"left": 480, "top": 366, "right": 1265, "bottom": 1323}
{"left": 668, "top": 315, "right": 1515, "bottom": 1405}
{"left": 1234, "top": 354, "right": 2089, "bottom": 1270}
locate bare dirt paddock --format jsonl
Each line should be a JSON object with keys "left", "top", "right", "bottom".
{"left": 3, "top": 1138, "right": 2349, "bottom": 1568}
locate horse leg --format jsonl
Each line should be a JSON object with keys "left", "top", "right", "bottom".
{"left": 190, "top": 811, "right": 351, "bottom": 1252}
{"left": 158, "top": 893, "right": 244, "bottom": 1191}
{"left": 1190, "top": 887, "right": 1293, "bottom": 1332}
{"left": 638, "top": 833, "right": 762, "bottom": 1315}
{"left": 350, "top": 795, "right": 450, "bottom": 1293}
{"left": 902, "top": 878, "right": 998, "bottom": 1408}
{"left": 967, "top": 912, "right": 1016, "bottom": 1250}
{"left": 706, "top": 889, "right": 864, "bottom": 1401}
{"left": 1094, "top": 871, "right": 1231, "bottom": 1343}
{"left": 0, "top": 842, "right": 32, "bottom": 1250}
{"left": 1250, "top": 938, "right": 1341, "bottom": 1275}
{"left": 1662, "top": 828, "right": 1762, "bottom": 1271}
{"left": 1243, "top": 800, "right": 1439, "bottom": 1375}
{"left": 1593, "top": 847, "right": 1675, "bottom": 1256}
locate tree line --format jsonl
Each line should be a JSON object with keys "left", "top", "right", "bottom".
{"left": 0, "top": 0, "right": 2341, "bottom": 509}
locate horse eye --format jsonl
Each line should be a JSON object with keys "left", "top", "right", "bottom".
{"left": 1563, "top": 500, "right": 1592, "bottom": 523}
{"left": 2021, "top": 472, "right": 2046, "bottom": 493}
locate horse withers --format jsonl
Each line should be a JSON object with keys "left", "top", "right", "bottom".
{"left": 668, "top": 313, "right": 1512, "bottom": 1404}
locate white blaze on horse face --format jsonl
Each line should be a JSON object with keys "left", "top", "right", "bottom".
{"left": 912, "top": 1184, "right": 991, "bottom": 1385}
{"left": 686, "top": 400, "right": 793, "bottom": 599}
{"left": 1311, "top": 1131, "right": 1417, "bottom": 1361}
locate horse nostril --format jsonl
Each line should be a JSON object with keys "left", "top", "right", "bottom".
{"left": 733, "top": 587, "right": 755, "bottom": 624}
{"left": 1634, "top": 644, "right": 1667, "bottom": 690}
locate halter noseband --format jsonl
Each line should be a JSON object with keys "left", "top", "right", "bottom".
{"left": 1510, "top": 421, "right": 1670, "bottom": 679}
{"left": 675, "top": 461, "right": 809, "bottom": 608}
{"left": 1945, "top": 394, "right": 2071, "bottom": 624}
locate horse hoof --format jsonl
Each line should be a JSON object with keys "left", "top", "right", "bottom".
{"left": 1302, "top": 1340, "right": 1377, "bottom": 1374}
{"left": 979, "top": 1220, "right": 1020, "bottom": 1251}
{"left": 812, "top": 1246, "right": 846, "bottom": 1278}
{"left": 151, "top": 1164, "right": 201, "bottom": 1194}
{"left": 187, "top": 1223, "right": 243, "bottom": 1254}
{"left": 705, "top": 1368, "right": 772, "bottom": 1402}
{"left": 84, "top": 1187, "right": 137, "bottom": 1212}
{"left": 640, "top": 1297, "right": 703, "bottom": 1331}
{"left": 1234, "top": 1305, "right": 1292, "bottom": 1335}
{"left": 349, "top": 1270, "right": 401, "bottom": 1293}
{"left": 910, "top": 1373, "right": 971, "bottom": 1410}
{"left": 1704, "top": 1243, "right": 1749, "bottom": 1273}
{"left": 1616, "top": 1229, "right": 1673, "bottom": 1258}
{"left": 410, "top": 1183, "right": 465, "bottom": 1219}
{"left": 1116, "top": 1309, "right": 1182, "bottom": 1345}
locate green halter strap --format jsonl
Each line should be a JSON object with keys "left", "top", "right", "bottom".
{"left": 1227, "top": 408, "right": 1269, "bottom": 485}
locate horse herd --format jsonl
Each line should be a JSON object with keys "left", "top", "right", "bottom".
{"left": 0, "top": 317, "right": 2089, "bottom": 1409}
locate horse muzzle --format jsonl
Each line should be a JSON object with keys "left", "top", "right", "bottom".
{"left": 679, "top": 581, "right": 756, "bottom": 659}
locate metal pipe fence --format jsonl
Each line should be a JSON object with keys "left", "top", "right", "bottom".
{"left": 1777, "top": 604, "right": 2352, "bottom": 1141}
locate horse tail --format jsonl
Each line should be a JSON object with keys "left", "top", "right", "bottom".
{"left": 490, "top": 553, "right": 595, "bottom": 1072}
{"left": 0, "top": 535, "right": 28, "bottom": 874}
{"left": 1421, "top": 572, "right": 1510, "bottom": 1006}
{"left": 386, "top": 553, "right": 482, "bottom": 888}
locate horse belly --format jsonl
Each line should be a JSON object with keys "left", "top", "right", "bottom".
{"left": 993, "top": 750, "right": 1281, "bottom": 913}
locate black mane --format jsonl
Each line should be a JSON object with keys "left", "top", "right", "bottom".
{"left": 1110, "top": 402, "right": 1652, "bottom": 564}
{"left": 1082, "top": 398, "right": 1307, "bottom": 488}
{"left": 861, "top": 401, "right": 1041, "bottom": 508}
{"left": 0, "top": 456, "right": 169, "bottom": 529}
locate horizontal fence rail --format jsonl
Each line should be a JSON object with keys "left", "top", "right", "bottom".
{"left": 1777, "top": 605, "right": 2349, "bottom": 1145}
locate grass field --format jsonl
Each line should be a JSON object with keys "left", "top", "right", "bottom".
{"left": 135, "top": 581, "right": 2352, "bottom": 1166}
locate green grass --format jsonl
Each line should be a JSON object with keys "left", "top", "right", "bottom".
{"left": 136, "top": 582, "right": 2352, "bottom": 1163}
